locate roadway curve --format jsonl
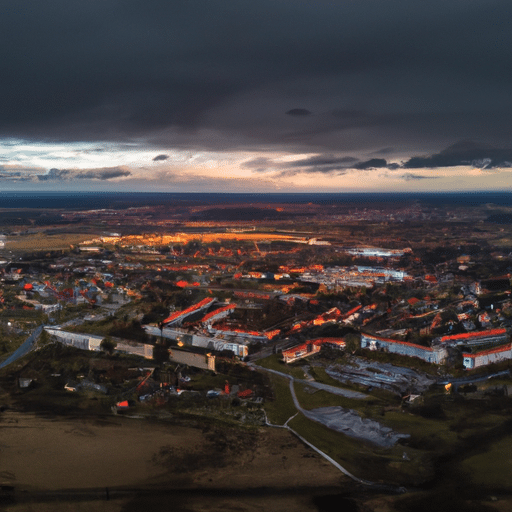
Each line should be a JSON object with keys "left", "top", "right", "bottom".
{"left": 252, "top": 364, "right": 379, "bottom": 485}
{"left": 0, "top": 325, "right": 43, "bottom": 370}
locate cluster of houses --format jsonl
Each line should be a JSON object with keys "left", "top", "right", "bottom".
{"left": 4, "top": 237, "right": 512, "bottom": 378}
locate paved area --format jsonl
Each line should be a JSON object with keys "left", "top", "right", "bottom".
{"left": 325, "top": 357, "right": 436, "bottom": 395}
{"left": 302, "top": 406, "right": 410, "bottom": 448}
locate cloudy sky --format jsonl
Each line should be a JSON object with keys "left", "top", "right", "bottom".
{"left": 1, "top": 0, "right": 512, "bottom": 192}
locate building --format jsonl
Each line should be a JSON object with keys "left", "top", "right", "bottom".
{"left": 162, "top": 297, "right": 217, "bottom": 326}
{"left": 344, "top": 247, "right": 406, "bottom": 258}
{"left": 143, "top": 325, "right": 249, "bottom": 358}
{"left": 282, "top": 338, "right": 345, "bottom": 363}
{"left": 361, "top": 333, "right": 447, "bottom": 364}
{"left": 44, "top": 328, "right": 153, "bottom": 359}
{"left": 168, "top": 348, "right": 216, "bottom": 371}
{"left": 200, "top": 304, "right": 236, "bottom": 326}
{"left": 437, "top": 328, "right": 509, "bottom": 347}
{"left": 462, "top": 344, "right": 512, "bottom": 369}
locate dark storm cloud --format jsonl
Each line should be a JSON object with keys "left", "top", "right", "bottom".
{"left": 353, "top": 159, "right": 388, "bottom": 170}
{"left": 371, "top": 148, "right": 395, "bottom": 155}
{"left": 278, "top": 168, "right": 349, "bottom": 179}
{"left": 288, "top": 155, "right": 367, "bottom": 174}
{"left": 241, "top": 154, "right": 361, "bottom": 174}
{"left": 401, "top": 173, "right": 440, "bottom": 181}
{"left": 403, "top": 141, "right": 512, "bottom": 169}
{"left": 1, "top": 1, "right": 512, "bottom": 160}
{"left": 38, "top": 167, "right": 131, "bottom": 181}
{"left": 0, "top": 167, "right": 34, "bottom": 181}
{"left": 286, "top": 109, "right": 312, "bottom": 117}
{"left": 242, "top": 152, "right": 396, "bottom": 175}
{"left": 290, "top": 155, "right": 359, "bottom": 167}
{"left": 240, "top": 157, "right": 274, "bottom": 171}
{"left": 153, "top": 154, "right": 169, "bottom": 162}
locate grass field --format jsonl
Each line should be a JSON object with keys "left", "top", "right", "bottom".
{"left": 460, "top": 435, "right": 512, "bottom": 490}
{"left": 4, "top": 232, "right": 97, "bottom": 252}
{"left": 287, "top": 412, "right": 434, "bottom": 485}
{"left": 256, "top": 353, "right": 307, "bottom": 379}
{"left": 293, "top": 382, "right": 371, "bottom": 411}
{"left": 262, "top": 374, "right": 297, "bottom": 425}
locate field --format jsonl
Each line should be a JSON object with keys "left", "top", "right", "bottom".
{"left": 0, "top": 407, "right": 347, "bottom": 512}
{"left": 3, "top": 232, "right": 97, "bottom": 253}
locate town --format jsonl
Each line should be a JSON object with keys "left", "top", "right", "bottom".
{"left": 2, "top": 192, "right": 512, "bottom": 510}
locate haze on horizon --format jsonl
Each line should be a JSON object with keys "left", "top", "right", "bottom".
{"left": 1, "top": 1, "right": 512, "bottom": 193}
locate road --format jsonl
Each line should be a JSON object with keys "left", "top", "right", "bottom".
{"left": 256, "top": 364, "right": 406, "bottom": 491}
{"left": 258, "top": 367, "right": 372, "bottom": 485}
{"left": 0, "top": 325, "right": 43, "bottom": 369}
{"left": 437, "top": 369, "right": 510, "bottom": 388}
{"left": 250, "top": 363, "right": 368, "bottom": 399}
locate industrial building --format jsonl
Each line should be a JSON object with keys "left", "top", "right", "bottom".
{"left": 144, "top": 325, "right": 249, "bottom": 358}
{"left": 360, "top": 333, "right": 448, "bottom": 364}
{"left": 344, "top": 247, "right": 407, "bottom": 258}
{"left": 200, "top": 304, "right": 236, "bottom": 326}
{"left": 437, "top": 328, "right": 509, "bottom": 347}
{"left": 44, "top": 328, "right": 153, "bottom": 359}
{"left": 162, "top": 297, "right": 217, "bottom": 326}
{"left": 462, "top": 343, "right": 512, "bottom": 369}
{"left": 168, "top": 348, "right": 216, "bottom": 371}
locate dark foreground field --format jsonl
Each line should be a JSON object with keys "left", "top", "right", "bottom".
{"left": 3, "top": 407, "right": 512, "bottom": 512}
{"left": 0, "top": 407, "right": 358, "bottom": 512}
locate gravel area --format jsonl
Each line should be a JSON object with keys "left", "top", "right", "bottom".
{"left": 302, "top": 406, "right": 410, "bottom": 448}
{"left": 326, "top": 358, "right": 436, "bottom": 395}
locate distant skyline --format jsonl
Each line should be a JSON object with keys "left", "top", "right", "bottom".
{"left": 2, "top": 1, "right": 512, "bottom": 192}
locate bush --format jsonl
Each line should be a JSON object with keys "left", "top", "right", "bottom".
{"left": 100, "top": 337, "right": 117, "bottom": 355}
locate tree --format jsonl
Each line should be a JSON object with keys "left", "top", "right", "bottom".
{"left": 38, "top": 329, "right": 52, "bottom": 347}
{"left": 344, "top": 333, "right": 360, "bottom": 353}
{"left": 100, "top": 337, "right": 117, "bottom": 355}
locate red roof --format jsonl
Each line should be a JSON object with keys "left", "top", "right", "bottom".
{"left": 343, "top": 305, "right": 362, "bottom": 318}
{"left": 163, "top": 298, "right": 216, "bottom": 325}
{"left": 463, "top": 343, "right": 512, "bottom": 358}
{"left": 363, "top": 333, "right": 433, "bottom": 352}
{"left": 201, "top": 304, "right": 236, "bottom": 323}
{"left": 312, "top": 337, "right": 346, "bottom": 347}
{"left": 264, "top": 329, "right": 281, "bottom": 340}
{"left": 282, "top": 342, "right": 313, "bottom": 357}
{"left": 283, "top": 338, "right": 345, "bottom": 358}
{"left": 213, "top": 326, "right": 262, "bottom": 336}
{"left": 440, "top": 328, "right": 507, "bottom": 343}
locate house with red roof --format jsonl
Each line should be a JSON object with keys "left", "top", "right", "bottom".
{"left": 282, "top": 338, "right": 346, "bottom": 363}
{"left": 282, "top": 340, "right": 323, "bottom": 363}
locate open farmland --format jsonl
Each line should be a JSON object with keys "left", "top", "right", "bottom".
{"left": 4, "top": 232, "right": 97, "bottom": 253}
